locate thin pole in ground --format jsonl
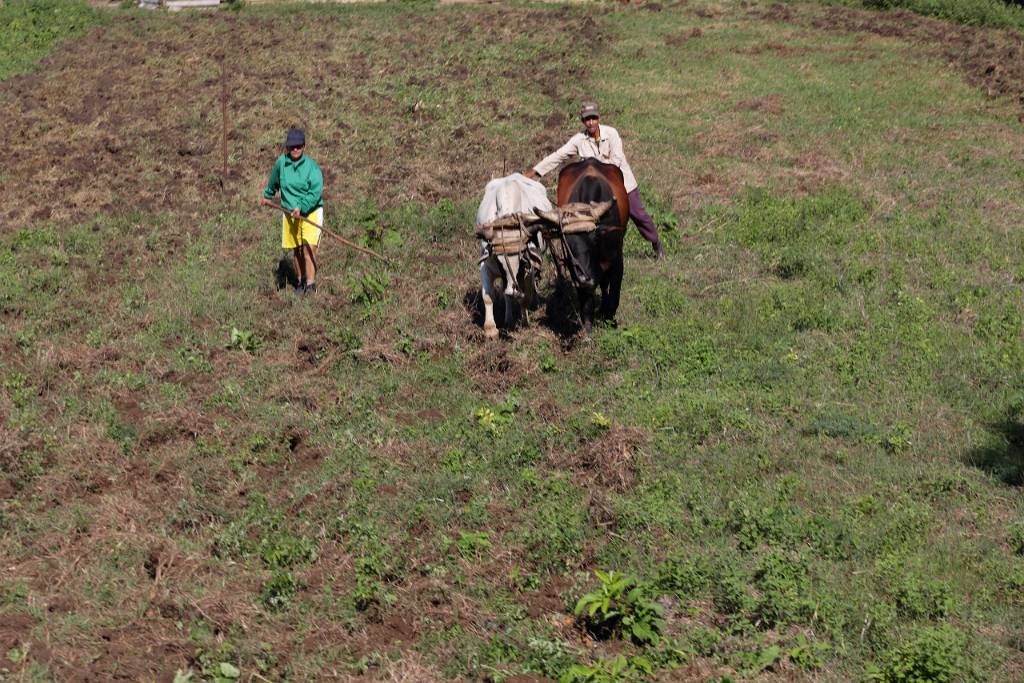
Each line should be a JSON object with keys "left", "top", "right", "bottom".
{"left": 219, "top": 54, "right": 229, "bottom": 187}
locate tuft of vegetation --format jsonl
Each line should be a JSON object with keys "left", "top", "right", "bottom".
{"left": 820, "top": 0, "right": 1024, "bottom": 31}
{"left": 574, "top": 571, "right": 666, "bottom": 645}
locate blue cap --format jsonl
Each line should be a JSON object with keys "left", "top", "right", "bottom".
{"left": 285, "top": 128, "right": 305, "bottom": 148}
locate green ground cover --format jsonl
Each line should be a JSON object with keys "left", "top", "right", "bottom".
{"left": 0, "top": 0, "right": 103, "bottom": 81}
{"left": 818, "top": 0, "right": 1024, "bottom": 31}
{"left": 1, "top": 1, "right": 1024, "bottom": 681}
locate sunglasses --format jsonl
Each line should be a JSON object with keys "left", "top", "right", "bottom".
{"left": 582, "top": 115, "right": 599, "bottom": 122}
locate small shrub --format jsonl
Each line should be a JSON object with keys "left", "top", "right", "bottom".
{"left": 894, "top": 575, "right": 954, "bottom": 620}
{"left": 654, "top": 556, "right": 712, "bottom": 599}
{"left": 788, "top": 634, "right": 829, "bottom": 671}
{"left": 1009, "top": 520, "right": 1024, "bottom": 555}
{"left": 349, "top": 269, "right": 391, "bottom": 305}
{"left": 260, "top": 570, "right": 298, "bottom": 610}
{"left": 575, "top": 570, "right": 666, "bottom": 645}
{"left": 868, "top": 625, "right": 966, "bottom": 683}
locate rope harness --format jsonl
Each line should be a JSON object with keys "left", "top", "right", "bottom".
{"left": 475, "top": 212, "right": 542, "bottom": 255}
{"left": 473, "top": 200, "right": 614, "bottom": 332}
{"left": 476, "top": 213, "right": 545, "bottom": 319}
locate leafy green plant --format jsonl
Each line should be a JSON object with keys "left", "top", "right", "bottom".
{"left": 655, "top": 556, "right": 712, "bottom": 599}
{"left": 560, "top": 654, "right": 654, "bottom": 683}
{"left": 868, "top": 625, "right": 966, "bottom": 682}
{"left": 1010, "top": 520, "right": 1024, "bottom": 555}
{"left": 260, "top": 570, "right": 298, "bottom": 610}
{"left": 753, "top": 550, "right": 816, "bottom": 628}
{"left": 788, "top": 634, "right": 829, "bottom": 671}
{"left": 894, "top": 574, "right": 954, "bottom": 620}
{"left": 733, "top": 645, "right": 781, "bottom": 676}
{"left": 575, "top": 571, "right": 666, "bottom": 645}
{"left": 214, "top": 662, "right": 241, "bottom": 683}
{"left": 860, "top": 0, "right": 1024, "bottom": 31}
{"left": 883, "top": 423, "right": 914, "bottom": 455}
{"left": 475, "top": 395, "right": 519, "bottom": 435}
{"left": 448, "top": 530, "right": 491, "bottom": 559}
{"left": 540, "top": 351, "right": 558, "bottom": 373}
{"left": 260, "top": 533, "right": 317, "bottom": 570}
{"left": 349, "top": 269, "right": 390, "bottom": 305}
{"left": 227, "top": 326, "right": 262, "bottom": 353}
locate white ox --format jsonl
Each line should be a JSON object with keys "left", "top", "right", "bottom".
{"left": 476, "top": 173, "right": 552, "bottom": 339}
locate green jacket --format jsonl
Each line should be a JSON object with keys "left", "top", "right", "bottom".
{"left": 262, "top": 154, "right": 323, "bottom": 215}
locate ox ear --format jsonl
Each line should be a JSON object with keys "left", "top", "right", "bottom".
{"left": 590, "top": 200, "right": 614, "bottom": 219}
{"left": 533, "top": 207, "right": 561, "bottom": 224}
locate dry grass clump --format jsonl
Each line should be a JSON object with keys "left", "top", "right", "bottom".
{"left": 558, "top": 425, "right": 648, "bottom": 493}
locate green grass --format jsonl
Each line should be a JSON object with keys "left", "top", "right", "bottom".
{"left": 2, "top": 0, "right": 1024, "bottom": 681}
{"left": 0, "top": 0, "right": 103, "bottom": 81}
{"left": 828, "top": 0, "right": 1024, "bottom": 31}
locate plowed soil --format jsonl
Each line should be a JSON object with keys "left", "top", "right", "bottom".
{"left": 0, "top": 6, "right": 604, "bottom": 228}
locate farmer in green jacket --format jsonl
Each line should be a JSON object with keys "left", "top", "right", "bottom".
{"left": 261, "top": 128, "right": 324, "bottom": 293}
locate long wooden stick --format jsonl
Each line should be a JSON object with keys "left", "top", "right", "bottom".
{"left": 264, "top": 202, "right": 389, "bottom": 263}
{"left": 220, "top": 56, "right": 228, "bottom": 184}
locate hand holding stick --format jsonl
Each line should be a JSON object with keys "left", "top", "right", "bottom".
{"left": 263, "top": 201, "right": 389, "bottom": 263}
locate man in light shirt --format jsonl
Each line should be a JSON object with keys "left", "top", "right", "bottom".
{"left": 525, "top": 102, "right": 664, "bottom": 259}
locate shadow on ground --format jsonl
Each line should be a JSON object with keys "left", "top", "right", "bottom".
{"left": 274, "top": 258, "right": 300, "bottom": 290}
{"left": 461, "top": 277, "right": 585, "bottom": 346}
{"left": 965, "top": 418, "right": 1024, "bottom": 486}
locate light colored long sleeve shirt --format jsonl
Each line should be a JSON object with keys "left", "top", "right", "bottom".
{"left": 532, "top": 124, "right": 638, "bottom": 192}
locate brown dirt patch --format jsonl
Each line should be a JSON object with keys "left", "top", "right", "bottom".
{"left": 523, "top": 574, "right": 572, "bottom": 618}
{"left": 466, "top": 344, "right": 531, "bottom": 393}
{"left": 665, "top": 26, "right": 703, "bottom": 46}
{"left": 734, "top": 94, "right": 784, "bottom": 115}
{"left": 0, "top": 6, "right": 602, "bottom": 229}
{"left": 394, "top": 408, "right": 446, "bottom": 426}
{"left": 552, "top": 425, "right": 648, "bottom": 493}
{"left": 365, "top": 610, "right": 417, "bottom": 646}
{"left": 0, "top": 612, "right": 35, "bottom": 654}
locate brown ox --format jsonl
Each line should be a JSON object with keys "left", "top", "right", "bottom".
{"left": 535, "top": 159, "right": 629, "bottom": 333}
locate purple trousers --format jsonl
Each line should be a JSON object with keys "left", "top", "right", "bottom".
{"left": 628, "top": 189, "right": 660, "bottom": 244}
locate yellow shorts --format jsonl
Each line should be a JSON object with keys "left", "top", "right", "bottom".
{"left": 281, "top": 207, "right": 323, "bottom": 249}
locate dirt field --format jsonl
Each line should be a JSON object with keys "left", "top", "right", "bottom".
{"left": 3, "top": 1, "right": 1024, "bottom": 681}
{"left": 1, "top": 4, "right": 601, "bottom": 227}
